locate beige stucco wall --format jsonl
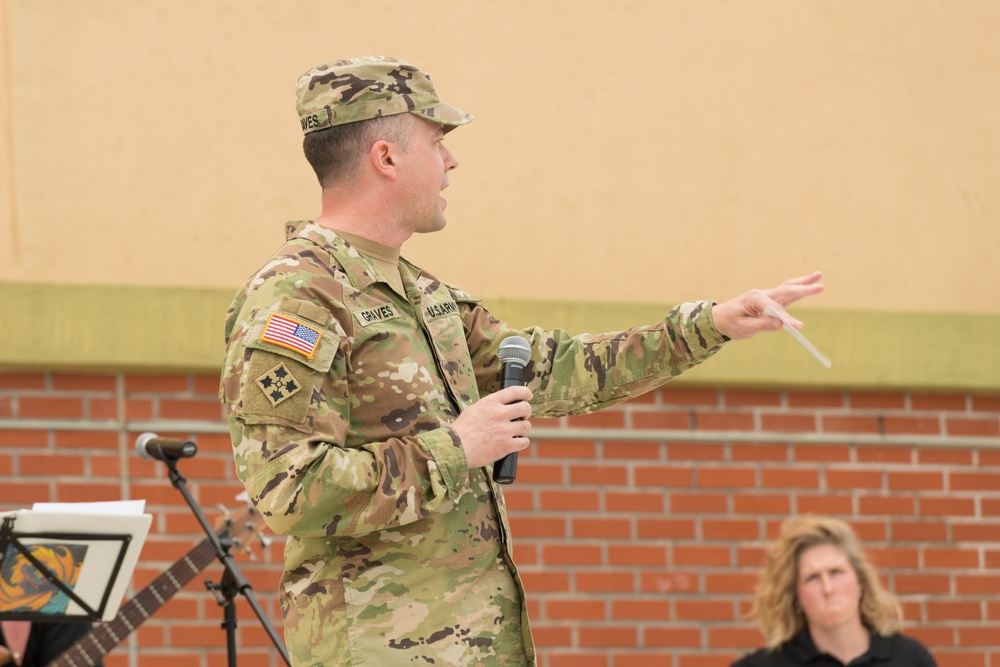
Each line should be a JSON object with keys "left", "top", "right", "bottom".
{"left": 1, "top": 0, "right": 998, "bottom": 387}
{"left": 2, "top": 0, "right": 997, "bottom": 313}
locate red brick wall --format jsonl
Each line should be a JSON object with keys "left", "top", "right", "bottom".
{"left": 2, "top": 372, "right": 999, "bottom": 667}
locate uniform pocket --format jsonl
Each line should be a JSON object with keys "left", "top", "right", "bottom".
{"left": 237, "top": 312, "right": 339, "bottom": 433}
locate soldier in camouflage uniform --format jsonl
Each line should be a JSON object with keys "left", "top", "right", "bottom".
{"left": 220, "top": 56, "right": 824, "bottom": 667}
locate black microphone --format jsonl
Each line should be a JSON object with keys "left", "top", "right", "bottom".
{"left": 492, "top": 335, "right": 532, "bottom": 485}
{"left": 135, "top": 432, "right": 198, "bottom": 461}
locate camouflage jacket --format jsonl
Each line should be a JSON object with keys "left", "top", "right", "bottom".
{"left": 219, "top": 221, "right": 728, "bottom": 667}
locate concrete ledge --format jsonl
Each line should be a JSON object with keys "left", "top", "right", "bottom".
{"left": 2, "top": 282, "right": 996, "bottom": 390}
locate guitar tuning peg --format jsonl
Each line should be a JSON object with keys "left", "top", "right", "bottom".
{"left": 216, "top": 504, "right": 231, "bottom": 517}
{"left": 257, "top": 532, "right": 274, "bottom": 549}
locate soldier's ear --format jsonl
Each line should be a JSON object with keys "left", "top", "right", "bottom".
{"left": 370, "top": 139, "right": 399, "bottom": 180}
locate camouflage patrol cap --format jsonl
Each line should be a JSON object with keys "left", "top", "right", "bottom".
{"left": 295, "top": 56, "right": 473, "bottom": 135}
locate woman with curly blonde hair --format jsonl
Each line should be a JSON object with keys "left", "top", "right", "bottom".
{"left": 731, "top": 515, "right": 936, "bottom": 667}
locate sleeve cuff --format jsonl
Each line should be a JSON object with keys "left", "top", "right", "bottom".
{"left": 678, "top": 300, "right": 730, "bottom": 354}
{"left": 419, "top": 425, "right": 471, "bottom": 500}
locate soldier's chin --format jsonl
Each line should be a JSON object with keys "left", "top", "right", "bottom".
{"left": 417, "top": 217, "right": 447, "bottom": 234}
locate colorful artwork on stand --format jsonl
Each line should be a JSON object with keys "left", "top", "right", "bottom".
{"left": 0, "top": 544, "right": 88, "bottom": 614}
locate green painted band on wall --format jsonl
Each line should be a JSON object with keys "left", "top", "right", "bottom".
{"left": 2, "top": 282, "right": 233, "bottom": 374}
{"left": 2, "top": 282, "right": 997, "bottom": 391}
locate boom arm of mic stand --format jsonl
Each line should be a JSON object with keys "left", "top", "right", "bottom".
{"left": 162, "top": 459, "right": 292, "bottom": 667}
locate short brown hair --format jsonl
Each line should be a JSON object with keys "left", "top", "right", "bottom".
{"left": 302, "top": 114, "right": 413, "bottom": 188}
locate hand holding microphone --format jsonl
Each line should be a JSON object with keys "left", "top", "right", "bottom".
{"left": 451, "top": 336, "right": 533, "bottom": 477}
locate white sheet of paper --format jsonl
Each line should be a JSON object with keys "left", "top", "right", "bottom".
{"left": 32, "top": 500, "right": 146, "bottom": 515}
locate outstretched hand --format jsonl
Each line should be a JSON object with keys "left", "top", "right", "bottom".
{"left": 712, "top": 271, "right": 824, "bottom": 341}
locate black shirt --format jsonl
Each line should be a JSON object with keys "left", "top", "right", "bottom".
{"left": 0, "top": 621, "right": 104, "bottom": 667}
{"left": 731, "top": 628, "right": 937, "bottom": 667}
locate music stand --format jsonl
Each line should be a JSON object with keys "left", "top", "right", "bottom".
{"left": 0, "top": 509, "right": 150, "bottom": 623}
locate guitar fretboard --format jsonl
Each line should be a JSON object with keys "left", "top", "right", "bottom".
{"left": 49, "top": 536, "right": 219, "bottom": 667}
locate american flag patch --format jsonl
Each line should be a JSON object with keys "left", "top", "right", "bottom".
{"left": 261, "top": 313, "right": 322, "bottom": 359}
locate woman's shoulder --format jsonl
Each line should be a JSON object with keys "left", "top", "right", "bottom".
{"left": 729, "top": 646, "right": 796, "bottom": 667}
{"left": 733, "top": 631, "right": 936, "bottom": 667}
{"left": 884, "top": 632, "right": 937, "bottom": 664}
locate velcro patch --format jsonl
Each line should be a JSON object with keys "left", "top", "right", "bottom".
{"left": 355, "top": 304, "right": 400, "bottom": 327}
{"left": 256, "top": 362, "right": 303, "bottom": 406}
{"left": 261, "top": 313, "right": 322, "bottom": 359}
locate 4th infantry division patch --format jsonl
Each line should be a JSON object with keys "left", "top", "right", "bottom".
{"left": 257, "top": 362, "right": 302, "bottom": 406}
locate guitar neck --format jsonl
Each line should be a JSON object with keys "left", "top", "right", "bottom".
{"left": 48, "top": 536, "right": 219, "bottom": 667}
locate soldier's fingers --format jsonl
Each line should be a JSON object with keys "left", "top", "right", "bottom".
{"left": 780, "top": 271, "right": 823, "bottom": 287}
{"left": 508, "top": 401, "right": 533, "bottom": 421}
{"left": 778, "top": 285, "right": 824, "bottom": 309}
{"left": 512, "top": 438, "right": 531, "bottom": 452}
{"left": 496, "top": 385, "right": 532, "bottom": 404}
{"left": 767, "top": 274, "right": 824, "bottom": 306}
{"left": 510, "top": 421, "right": 531, "bottom": 451}
{"left": 511, "top": 418, "right": 532, "bottom": 437}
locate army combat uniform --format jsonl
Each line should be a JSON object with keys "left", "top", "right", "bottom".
{"left": 220, "top": 221, "right": 728, "bottom": 666}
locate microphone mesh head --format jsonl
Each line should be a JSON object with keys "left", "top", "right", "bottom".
{"left": 498, "top": 336, "right": 532, "bottom": 365}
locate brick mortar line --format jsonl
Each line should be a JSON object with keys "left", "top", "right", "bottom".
{"left": 1, "top": 420, "right": 999, "bottom": 448}
{"left": 544, "top": 429, "right": 1000, "bottom": 448}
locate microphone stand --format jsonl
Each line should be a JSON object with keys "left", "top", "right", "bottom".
{"left": 161, "top": 455, "right": 292, "bottom": 667}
